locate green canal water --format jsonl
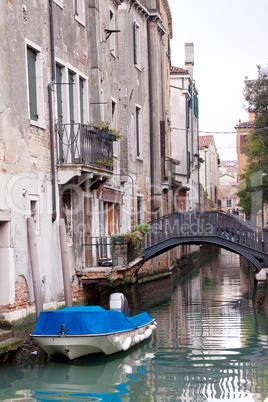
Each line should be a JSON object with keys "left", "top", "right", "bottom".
{"left": 0, "top": 249, "right": 268, "bottom": 401}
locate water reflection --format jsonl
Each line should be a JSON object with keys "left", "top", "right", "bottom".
{"left": 0, "top": 343, "right": 156, "bottom": 401}
{"left": 144, "top": 250, "right": 268, "bottom": 401}
{"left": 0, "top": 250, "right": 268, "bottom": 401}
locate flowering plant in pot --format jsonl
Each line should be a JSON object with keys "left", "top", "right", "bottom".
{"left": 93, "top": 121, "right": 124, "bottom": 140}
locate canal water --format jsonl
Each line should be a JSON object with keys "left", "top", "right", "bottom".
{"left": 1, "top": 249, "right": 268, "bottom": 401}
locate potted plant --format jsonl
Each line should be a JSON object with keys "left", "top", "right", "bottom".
{"left": 96, "top": 157, "right": 115, "bottom": 168}
{"left": 92, "top": 121, "right": 124, "bottom": 140}
{"left": 112, "top": 224, "right": 151, "bottom": 264}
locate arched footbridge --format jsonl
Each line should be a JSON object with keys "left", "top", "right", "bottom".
{"left": 141, "top": 211, "right": 268, "bottom": 271}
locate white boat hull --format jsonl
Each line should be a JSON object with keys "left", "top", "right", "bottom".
{"left": 32, "top": 322, "right": 156, "bottom": 360}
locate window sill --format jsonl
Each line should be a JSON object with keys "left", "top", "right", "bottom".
{"left": 136, "top": 156, "right": 143, "bottom": 162}
{"left": 30, "top": 119, "right": 46, "bottom": 130}
{"left": 75, "top": 15, "right": 86, "bottom": 27}
{"left": 135, "top": 64, "right": 142, "bottom": 72}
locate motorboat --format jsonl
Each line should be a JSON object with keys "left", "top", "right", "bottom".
{"left": 31, "top": 293, "right": 156, "bottom": 360}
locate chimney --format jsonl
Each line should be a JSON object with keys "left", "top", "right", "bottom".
{"left": 185, "top": 43, "right": 194, "bottom": 77}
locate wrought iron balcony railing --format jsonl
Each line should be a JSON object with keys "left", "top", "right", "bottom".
{"left": 56, "top": 123, "right": 115, "bottom": 171}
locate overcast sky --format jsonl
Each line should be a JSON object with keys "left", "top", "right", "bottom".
{"left": 168, "top": 0, "right": 268, "bottom": 160}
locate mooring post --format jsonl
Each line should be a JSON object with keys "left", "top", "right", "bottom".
{"left": 27, "top": 217, "right": 43, "bottom": 318}
{"left": 59, "top": 219, "right": 72, "bottom": 307}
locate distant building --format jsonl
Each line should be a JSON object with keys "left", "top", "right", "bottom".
{"left": 199, "top": 135, "right": 220, "bottom": 209}
{"left": 235, "top": 118, "right": 254, "bottom": 183}
{"left": 218, "top": 161, "right": 238, "bottom": 213}
{"left": 170, "top": 43, "right": 199, "bottom": 212}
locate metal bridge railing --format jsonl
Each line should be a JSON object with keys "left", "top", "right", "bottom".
{"left": 143, "top": 211, "right": 268, "bottom": 254}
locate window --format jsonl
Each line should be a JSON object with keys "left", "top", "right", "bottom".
{"left": 27, "top": 47, "right": 38, "bottom": 121}
{"left": 135, "top": 105, "right": 142, "bottom": 158}
{"left": 74, "top": 0, "right": 85, "bottom": 26}
{"left": 26, "top": 41, "right": 45, "bottom": 127}
{"left": 111, "top": 98, "right": 118, "bottom": 156}
{"left": 227, "top": 199, "right": 232, "bottom": 208}
{"left": 188, "top": 86, "right": 193, "bottom": 109}
{"left": 55, "top": 59, "right": 88, "bottom": 162}
{"left": 137, "top": 195, "right": 143, "bottom": 224}
{"left": 133, "top": 21, "right": 141, "bottom": 67}
{"left": 103, "top": 202, "right": 119, "bottom": 236}
{"left": 83, "top": 196, "right": 92, "bottom": 267}
{"left": 109, "top": 9, "right": 116, "bottom": 57}
{"left": 30, "top": 195, "right": 40, "bottom": 236}
{"left": 194, "top": 94, "right": 199, "bottom": 118}
{"left": 60, "top": 189, "right": 73, "bottom": 243}
{"left": 79, "top": 77, "right": 85, "bottom": 123}
{"left": 56, "top": 60, "right": 88, "bottom": 126}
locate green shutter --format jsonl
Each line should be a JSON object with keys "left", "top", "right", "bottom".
{"left": 56, "top": 64, "right": 63, "bottom": 124}
{"left": 194, "top": 94, "right": 199, "bottom": 118}
{"left": 27, "top": 47, "right": 38, "bottom": 121}
{"left": 79, "top": 77, "right": 84, "bottom": 123}
{"left": 133, "top": 21, "right": 137, "bottom": 64}
{"left": 56, "top": 64, "right": 64, "bottom": 163}
{"left": 68, "top": 71, "right": 75, "bottom": 161}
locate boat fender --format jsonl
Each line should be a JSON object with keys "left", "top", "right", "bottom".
{"left": 150, "top": 324, "right": 157, "bottom": 331}
{"left": 138, "top": 328, "right": 144, "bottom": 334}
{"left": 133, "top": 334, "right": 140, "bottom": 344}
{"left": 113, "top": 336, "right": 123, "bottom": 351}
{"left": 123, "top": 336, "right": 132, "bottom": 351}
{"left": 144, "top": 328, "right": 152, "bottom": 339}
{"left": 139, "top": 334, "right": 145, "bottom": 342}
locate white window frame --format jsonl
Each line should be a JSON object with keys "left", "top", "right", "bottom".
{"left": 111, "top": 97, "right": 119, "bottom": 157}
{"left": 135, "top": 104, "right": 143, "bottom": 159}
{"left": 74, "top": 0, "right": 86, "bottom": 26}
{"left": 29, "top": 195, "right": 40, "bottom": 236}
{"left": 109, "top": 8, "right": 116, "bottom": 58}
{"left": 133, "top": 20, "right": 141, "bottom": 69}
{"left": 25, "top": 39, "right": 46, "bottom": 129}
{"left": 53, "top": 0, "right": 63, "bottom": 8}
{"left": 137, "top": 194, "right": 144, "bottom": 224}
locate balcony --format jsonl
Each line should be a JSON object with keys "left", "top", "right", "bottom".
{"left": 162, "top": 157, "right": 180, "bottom": 192}
{"left": 56, "top": 123, "right": 115, "bottom": 186}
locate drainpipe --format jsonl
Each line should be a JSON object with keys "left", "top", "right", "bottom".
{"left": 147, "top": 17, "right": 155, "bottom": 220}
{"left": 48, "top": 0, "right": 57, "bottom": 222}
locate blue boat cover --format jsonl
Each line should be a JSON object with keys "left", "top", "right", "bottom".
{"left": 32, "top": 306, "right": 154, "bottom": 336}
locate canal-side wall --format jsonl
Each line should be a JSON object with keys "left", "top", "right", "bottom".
{"left": 240, "top": 256, "right": 268, "bottom": 309}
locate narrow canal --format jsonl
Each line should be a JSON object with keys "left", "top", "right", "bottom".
{"left": 1, "top": 249, "right": 268, "bottom": 401}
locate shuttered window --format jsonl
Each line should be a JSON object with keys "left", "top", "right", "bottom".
{"left": 69, "top": 71, "right": 75, "bottom": 161}
{"left": 194, "top": 94, "right": 199, "bottom": 118}
{"left": 133, "top": 21, "right": 140, "bottom": 66}
{"left": 136, "top": 107, "right": 140, "bottom": 157}
{"left": 79, "top": 77, "right": 84, "bottom": 123}
{"left": 56, "top": 64, "right": 64, "bottom": 162}
{"left": 27, "top": 47, "right": 38, "bottom": 121}
{"left": 188, "top": 86, "right": 193, "bottom": 109}
{"left": 160, "top": 121, "right": 165, "bottom": 158}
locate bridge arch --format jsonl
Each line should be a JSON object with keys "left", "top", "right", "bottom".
{"left": 141, "top": 212, "right": 268, "bottom": 271}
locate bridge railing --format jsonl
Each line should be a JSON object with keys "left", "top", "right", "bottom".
{"left": 143, "top": 211, "right": 268, "bottom": 254}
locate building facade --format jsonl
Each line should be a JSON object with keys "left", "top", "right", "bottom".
{"left": 0, "top": 0, "right": 174, "bottom": 320}
{"left": 199, "top": 135, "right": 220, "bottom": 210}
{"left": 170, "top": 44, "right": 200, "bottom": 212}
